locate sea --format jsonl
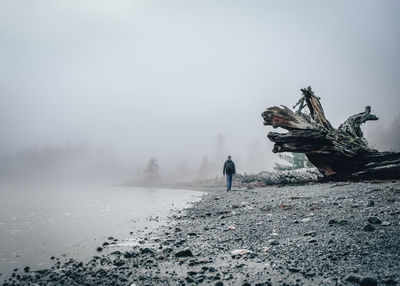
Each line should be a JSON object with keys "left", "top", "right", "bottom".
{"left": 0, "top": 183, "right": 203, "bottom": 278}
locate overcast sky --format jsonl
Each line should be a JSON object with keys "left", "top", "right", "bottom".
{"left": 1, "top": 0, "right": 399, "bottom": 172}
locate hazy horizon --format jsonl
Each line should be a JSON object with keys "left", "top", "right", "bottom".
{"left": 1, "top": 0, "right": 399, "bottom": 182}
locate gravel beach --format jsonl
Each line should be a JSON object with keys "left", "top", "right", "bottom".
{"left": 3, "top": 180, "right": 400, "bottom": 285}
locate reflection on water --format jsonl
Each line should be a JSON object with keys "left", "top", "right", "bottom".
{"left": 0, "top": 184, "right": 202, "bottom": 276}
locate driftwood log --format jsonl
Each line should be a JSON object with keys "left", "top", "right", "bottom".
{"left": 262, "top": 87, "right": 400, "bottom": 180}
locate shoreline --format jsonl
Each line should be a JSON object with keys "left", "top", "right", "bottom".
{"left": 3, "top": 181, "right": 400, "bottom": 285}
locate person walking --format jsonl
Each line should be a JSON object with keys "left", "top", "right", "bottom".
{"left": 223, "top": 155, "right": 236, "bottom": 191}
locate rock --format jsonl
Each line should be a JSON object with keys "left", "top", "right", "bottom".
{"left": 338, "top": 219, "right": 349, "bottom": 225}
{"left": 96, "top": 247, "right": 103, "bottom": 252}
{"left": 304, "top": 231, "right": 317, "bottom": 237}
{"left": 381, "top": 221, "right": 391, "bottom": 226}
{"left": 360, "top": 277, "right": 377, "bottom": 286}
{"left": 345, "top": 273, "right": 363, "bottom": 283}
{"left": 123, "top": 252, "right": 134, "bottom": 259}
{"left": 328, "top": 219, "right": 338, "bottom": 225}
{"left": 227, "top": 225, "right": 236, "bottom": 230}
{"left": 367, "top": 200, "right": 375, "bottom": 207}
{"left": 187, "top": 232, "right": 197, "bottom": 237}
{"left": 215, "top": 282, "right": 224, "bottom": 286}
{"left": 175, "top": 227, "right": 181, "bottom": 232}
{"left": 175, "top": 249, "right": 194, "bottom": 257}
{"left": 23, "top": 266, "right": 30, "bottom": 273}
{"left": 231, "top": 249, "right": 252, "bottom": 257}
{"left": 262, "top": 247, "right": 270, "bottom": 253}
{"left": 368, "top": 217, "right": 382, "bottom": 224}
{"left": 301, "top": 217, "right": 311, "bottom": 223}
{"left": 141, "top": 248, "right": 154, "bottom": 255}
{"left": 288, "top": 267, "right": 301, "bottom": 272}
{"left": 113, "top": 260, "right": 125, "bottom": 267}
{"left": 363, "top": 224, "right": 375, "bottom": 232}
{"left": 308, "top": 238, "right": 317, "bottom": 243}
{"left": 268, "top": 239, "right": 279, "bottom": 245}
{"left": 102, "top": 242, "right": 110, "bottom": 246}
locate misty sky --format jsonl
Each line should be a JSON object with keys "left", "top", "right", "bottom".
{"left": 1, "top": 0, "right": 399, "bottom": 172}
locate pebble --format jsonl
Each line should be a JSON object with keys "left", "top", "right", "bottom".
{"left": 175, "top": 249, "right": 194, "bottom": 257}
{"left": 268, "top": 239, "right": 279, "bottom": 245}
{"left": 141, "top": 248, "right": 154, "bottom": 255}
{"left": 368, "top": 217, "right": 382, "bottom": 224}
{"left": 363, "top": 224, "right": 375, "bottom": 232}
{"left": 231, "top": 249, "right": 252, "bottom": 257}
{"left": 304, "top": 231, "right": 317, "bottom": 237}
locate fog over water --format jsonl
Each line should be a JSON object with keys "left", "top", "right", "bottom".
{"left": 1, "top": 0, "right": 400, "bottom": 182}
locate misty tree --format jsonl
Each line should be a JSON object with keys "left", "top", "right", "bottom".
{"left": 144, "top": 158, "right": 159, "bottom": 181}
{"left": 274, "top": 153, "right": 312, "bottom": 171}
{"left": 198, "top": 156, "right": 211, "bottom": 179}
{"left": 214, "top": 134, "right": 225, "bottom": 162}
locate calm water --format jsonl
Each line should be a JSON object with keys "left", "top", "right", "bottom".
{"left": 0, "top": 183, "right": 203, "bottom": 277}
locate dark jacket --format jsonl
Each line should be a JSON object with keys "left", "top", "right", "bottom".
{"left": 223, "top": 159, "right": 236, "bottom": 175}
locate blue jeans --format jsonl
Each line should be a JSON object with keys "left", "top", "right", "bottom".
{"left": 226, "top": 174, "right": 232, "bottom": 190}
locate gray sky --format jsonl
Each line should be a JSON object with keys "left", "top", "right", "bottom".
{"left": 1, "top": 0, "right": 399, "bottom": 173}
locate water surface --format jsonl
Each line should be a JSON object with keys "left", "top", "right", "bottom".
{"left": 0, "top": 183, "right": 203, "bottom": 276}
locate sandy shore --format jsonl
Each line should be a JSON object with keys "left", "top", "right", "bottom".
{"left": 3, "top": 181, "right": 400, "bottom": 285}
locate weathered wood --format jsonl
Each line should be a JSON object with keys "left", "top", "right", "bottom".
{"left": 262, "top": 87, "right": 400, "bottom": 180}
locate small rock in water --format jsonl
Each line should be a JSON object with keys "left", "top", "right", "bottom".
{"left": 381, "top": 221, "right": 391, "bottom": 226}
{"left": 345, "top": 273, "right": 363, "bottom": 283}
{"left": 328, "top": 219, "right": 338, "bottom": 225}
{"left": 363, "top": 224, "right": 375, "bottom": 232}
{"left": 96, "top": 247, "right": 103, "bottom": 252}
{"left": 175, "top": 248, "right": 194, "bottom": 257}
{"left": 360, "top": 277, "right": 377, "bottom": 286}
{"left": 367, "top": 200, "right": 375, "bottom": 207}
{"left": 23, "top": 266, "right": 30, "bottom": 273}
{"left": 368, "top": 216, "right": 382, "bottom": 224}
{"left": 301, "top": 218, "right": 311, "bottom": 223}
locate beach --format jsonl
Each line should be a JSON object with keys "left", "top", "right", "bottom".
{"left": 3, "top": 181, "right": 400, "bottom": 285}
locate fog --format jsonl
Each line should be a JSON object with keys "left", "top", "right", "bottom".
{"left": 1, "top": 0, "right": 399, "bottom": 184}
